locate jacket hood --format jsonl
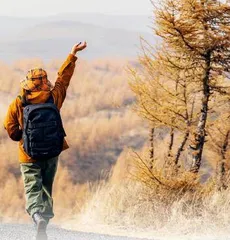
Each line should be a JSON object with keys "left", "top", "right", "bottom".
{"left": 20, "top": 89, "right": 51, "bottom": 104}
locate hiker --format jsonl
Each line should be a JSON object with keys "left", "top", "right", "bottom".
{"left": 4, "top": 42, "right": 87, "bottom": 240}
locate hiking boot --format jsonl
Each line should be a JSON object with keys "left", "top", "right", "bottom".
{"left": 32, "top": 213, "right": 48, "bottom": 240}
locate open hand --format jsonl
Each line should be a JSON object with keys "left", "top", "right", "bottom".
{"left": 71, "top": 42, "right": 87, "bottom": 55}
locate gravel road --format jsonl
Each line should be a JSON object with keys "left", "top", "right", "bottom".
{"left": 0, "top": 224, "right": 150, "bottom": 240}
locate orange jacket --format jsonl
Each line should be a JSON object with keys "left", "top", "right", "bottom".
{"left": 4, "top": 54, "right": 77, "bottom": 163}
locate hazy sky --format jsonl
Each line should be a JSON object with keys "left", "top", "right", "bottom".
{"left": 0, "top": 0, "right": 153, "bottom": 17}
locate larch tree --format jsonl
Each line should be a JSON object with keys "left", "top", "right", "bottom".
{"left": 130, "top": 47, "right": 198, "bottom": 170}
{"left": 208, "top": 114, "right": 230, "bottom": 190}
{"left": 207, "top": 91, "right": 230, "bottom": 189}
{"left": 130, "top": 0, "right": 230, "bottom": 174}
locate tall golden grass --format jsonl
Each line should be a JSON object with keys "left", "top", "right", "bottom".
{"left": 69, "top": 150, "right": 230, "bottom": 239}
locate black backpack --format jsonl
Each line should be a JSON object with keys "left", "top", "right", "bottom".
{"left": 22, "top": 95, "right": 66, "bottom": 160}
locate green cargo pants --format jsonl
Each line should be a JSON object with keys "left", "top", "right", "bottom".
{"left": 20, "top": 157, "right": 58, "bottom": 222}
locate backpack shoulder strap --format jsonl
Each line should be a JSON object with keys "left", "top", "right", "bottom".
{"left": 46, "top": 94, "right": 54, "bottom": 104}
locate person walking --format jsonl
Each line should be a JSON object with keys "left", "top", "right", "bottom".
{"left": 4, "top": 42, "right": 87, "bottom": 240}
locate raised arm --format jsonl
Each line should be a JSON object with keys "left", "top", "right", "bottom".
{"left": 52, "top": 42, "right": 87, "bottom": 109}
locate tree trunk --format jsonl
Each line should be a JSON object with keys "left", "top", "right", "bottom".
{"left": 149, "top": 127, "right": 155, "bottom": 169}
{"left": 168, "top": 127, "right": 174, "bottom": 158}
{"left": 217, "top": 130, "right": 230, "bottom": 191}
{"left": 190, "top": 51, "right": 211, "bottom": 173}
{"left": 175, "top": 130, "right": 189, "bottom": 166}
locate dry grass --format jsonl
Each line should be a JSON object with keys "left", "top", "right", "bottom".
{"left": 69, "top": 150, "right": 230, "bottom": 239}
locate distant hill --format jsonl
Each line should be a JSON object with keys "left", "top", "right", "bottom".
{"left": 0, "top": 13, "right": 156, "bottom": 61}
{"left": 53, "top": 13, "right": 152, "bottom": 33}
{"left": 0, "top": 13, "right": 151, "bottom": 36}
